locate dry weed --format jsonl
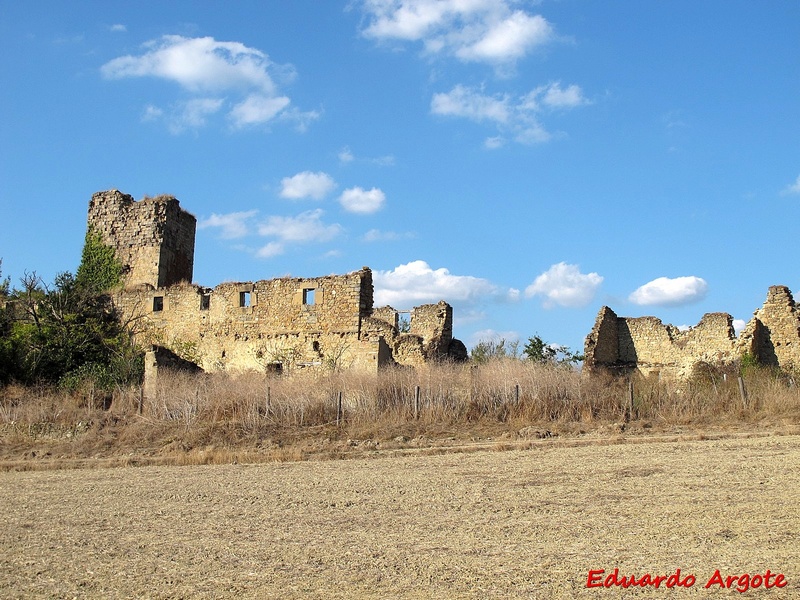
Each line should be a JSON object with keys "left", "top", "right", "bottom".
{"left": 1, "top": 361, "right": 798, "bottom": 467}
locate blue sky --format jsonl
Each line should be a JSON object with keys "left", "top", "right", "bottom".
{"left": 2, "top": 1, "right": 799, "bottom": 354}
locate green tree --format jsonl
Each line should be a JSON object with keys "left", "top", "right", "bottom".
{"left": 75, "top": 226, "right": 123, "bottom": 294}
{"left": 522, "top": 334, "right": 556, "bottom": 363}
{"left": 470, "top": 338, "right": 519, "bottom": 364}
{"left": 0, "top": 260, "right": 13, "bottom": 384}
{"left": 0, "top": 234, "right": 141, "bottom": 389}
{"left": 398, "top": 315, "right": 411, "bottom": 333}
{"left": 523, "top": 334, "right": 583, "bottom": 365}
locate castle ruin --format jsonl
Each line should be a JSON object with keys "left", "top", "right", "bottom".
{"left": 88, "top": 190, "right": 467, "bottom": 374}
{"left": 584, "top": 286, "right": 800, "bottom": 379}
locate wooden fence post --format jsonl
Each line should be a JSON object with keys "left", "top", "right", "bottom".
{"left": 336, "top": 391, "right": 343, "bottom": 425}
{"left": 626, "top": 379, "right": 634, "bottom": 422}
{"left": 738, "top": 377, "right": 748, "bottom": 409}
{"left": 137, "top": 386, "right": 144, "bottom": 416}
{"left": 266, "top": 385, "right": 271, "bottom": 417}
{"left": 469, "top": 366, "right": 475, "bottom": 404}
{"left": 515, "top": 383, "right": 520, "bottom": 405}
{"left": 414, "top": 385, "right": 421, "bottom": 420}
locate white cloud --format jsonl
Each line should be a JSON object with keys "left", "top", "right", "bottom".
{"left": 536, "top": 81, "right": 589, "bottom": 109}
{"left": 339, "top": 186, "right": 386, "bottom": 214}
{"left": 363, "top": 229, "right": 414, "bottom": 242}
{"left": 280, "top": 171, "right": 336, "bottom": 200}
{"left": 525, "top": 262, "right": 603, "bottom": 308}
{"left": 109, "top": 24, "right": 127, "bottom": 33}
{"left": 229, "top": 94, "right": 290, "bottom": 128}
{"left": 199, "top": 207, "right": 343, "bottom": 258}
{"left": 140, "top": 98, "right": 225, "bottom": 134}
{"left": 431, "top": 85, "right": 510, "bottom": 123}
{"left": 278, "top": 106, "right": 322, "bottom": 132}
{"left": 360, "top": 0, "right": 555, "bottom": 67}
{"left": 257, "top": 209, "right": 342, "bottom": 243}
{"left": 733, "top": 319, "right": 746, "bottom": 335}
{"left": 431, "top": 82, "right": 587, "bottom": 145}
{"left": 781, "top": 175, "right": 800, "bottom": 196}
{"left": 255, "top": 242, "right": 284, "bottom": 258}
{"left": 338, "top": 146, "right": 355, "bottom": 163}
{"left": 198, "top": 210, "right": 258, "bottom": 239}
{"left": 361, "top": 0, "right": 450, "bottom": 41}
{"left": 628, "top": 276, "right": 708, "bottom": 307}
{"left": 455, "top": 11, "right": 553, "bottom": 64}
{"left": 169, "top": 98, "right": 224, "bottom": 133}
{"left": 336, "top": 146, "right": 395, "bottom": 166}
{"left": 141, "top": 104, "right": 163, "bottom": 121}
{"left": 102, "top": 35, "right": 275, "bottom": 92}
{"left": 101, "top": 35, "right": 306, "bottom": 131}
{"left": 484, "top": 136, "right": 506, "bottom": 149}
{"left": 372, "top": 154, "right": 396, "bottom": 166}
{"left": 373, "top": 260, "right": 500, "bottom": 307}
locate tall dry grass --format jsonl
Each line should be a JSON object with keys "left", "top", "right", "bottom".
{"left": 1, "top": 360, "right": 798, "bottom": 465}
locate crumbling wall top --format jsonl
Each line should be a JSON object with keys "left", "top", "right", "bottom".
{"left": 739, "top": 285, "right": 800, "bottom": 370}
{"left": 585, "top": 307, "right": 737, "bottom": 378}
{"left": 87, "top": 190, "right": 196, "bottom": 289}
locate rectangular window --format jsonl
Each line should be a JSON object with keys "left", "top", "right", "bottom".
{"left": 153, "top": 296, "right": 164, "bottom": 312}
{"left": 239, "top": 291, "right": 251, "bottom": 307}
{"left": 302, "top": 288, "right": 316, "bottom": 305}
{"left": 200, "top": 294, "right": 210, "bottom": 310}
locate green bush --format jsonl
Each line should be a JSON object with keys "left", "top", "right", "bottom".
{"left": 0, "top": 233, "right": 141, "bottom": 388}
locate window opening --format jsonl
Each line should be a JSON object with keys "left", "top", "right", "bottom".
{"left": 303, "top": 288, "right": 316, "bottom": 305}
{"left": 200, "top": 294, "right": 210, "bottom": 310}
{"left": 153, "top": 296, "right": 164, "bottom": 312}
{"left": 266, "top": 362, "right": 283, "bottom": 375}
{"left": 239, "top": 291, "right": 251, "bottom": 307}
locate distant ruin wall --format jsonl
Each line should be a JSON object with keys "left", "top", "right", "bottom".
{"left": 585, "top": 285, "right": 800, "bottom": 378}
{"left": 88, "top": 190, "right": 196, "bottom": 289}
{"left": 737, "top": 286, "right": 800, "bottom": 371}
{"left": 410, "top": 301, "right": 453, "bottom": 358}
{"left": 585, "top": 308, "right": 738, "bottom": 379}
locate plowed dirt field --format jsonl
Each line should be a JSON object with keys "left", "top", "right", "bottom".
{"left": 2, "top": 433, "right": 798, "bottom": 599}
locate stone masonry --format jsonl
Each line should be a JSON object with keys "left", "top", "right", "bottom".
{"left": 88, "top": 190, "right": 196, "bottom": 289}
{"left": 737, "top": 286, "right": 800, "bottom": 372}
{"left": 584, "top": 286, "right": 800, "bottom": 379}
{"left": 88, "top": 190, "right": 465, "bottom": 373}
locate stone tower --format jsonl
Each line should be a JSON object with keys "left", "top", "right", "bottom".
{"left": 87, "top": 190, "right": 196, "bottom": 289}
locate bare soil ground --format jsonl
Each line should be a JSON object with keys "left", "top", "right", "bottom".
{"left": 1, "top": 432, "right": 799, "bottom": 599}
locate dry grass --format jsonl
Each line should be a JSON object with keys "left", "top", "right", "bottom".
{"left": 1, "top": 361, "right": 799, "bottom": 469}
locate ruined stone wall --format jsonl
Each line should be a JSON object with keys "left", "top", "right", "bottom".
{"left": 88, "top": 190, "right": 196, "bottom": 289}
{"left": 116, "top": 268, "right": 380, "bottom": 373}
{"left": 410, "top": 301, "right": 453, "bottom": 359}
{"left": 89, "top": 189, "right": 466, "bottom": 375}
{"left": 584, "top": 306, "right": 619, "bottom": 366}
{"left": 585, "top": 286, "right": 800, "bottom": 378}
{"left": 585, "top": 308, "right": 737, "bottom": 379}
{"left": 737, "top": 286, "right": 800, "bottom": 372}
{"left": 371, "top": 306, "right": 399, "bottom": 330}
